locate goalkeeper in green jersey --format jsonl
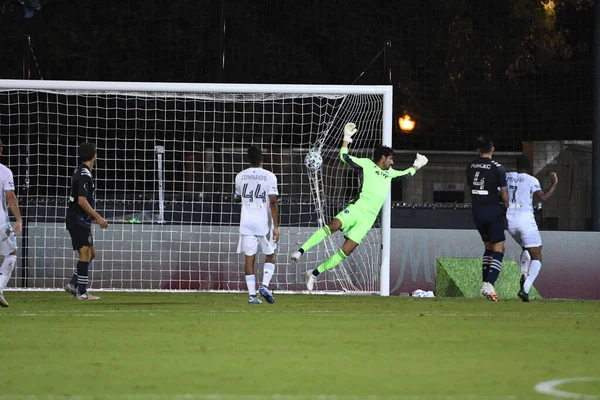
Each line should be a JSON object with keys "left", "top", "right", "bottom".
{"left": 290, "top": 122, "right": 429, "bottom": 291}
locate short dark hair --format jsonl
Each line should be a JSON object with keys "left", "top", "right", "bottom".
{"left": 247, "top": 145, "right": 262, "bottom": 166}
{"left": 516, "top": 154, "right": 531, "bottom": 171}
{"left": 373, "top": 146, "right": 394, "bottom": 162}
{"left": 79, "top": 142, "right": 97, "bottom": 162}
{"left": 476, "top": 135, "right": 494, "bottom": 153}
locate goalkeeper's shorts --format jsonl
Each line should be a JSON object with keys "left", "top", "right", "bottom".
{"left": 0, "top": 224, "right": 17, "bottom": 256}
{"left": 334, "top": 204, "right": 377, "bottom": 244}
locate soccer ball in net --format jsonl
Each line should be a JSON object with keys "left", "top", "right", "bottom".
{"left": 304, "top": 151, "right": 323, "bottom": 171}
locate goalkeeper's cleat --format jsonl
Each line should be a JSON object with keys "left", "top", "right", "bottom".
{"left": 306, "top": 270, "right": 317, "bottom": 292}
{"left": 258, "top": 286, "right": 275, "bottom": 304}
{"left": 64, "top": 283, "right": 78, "bottom": 297}
{"left": 518, "top": 288, "right": 530, "bottom": 303}
{"left": 0, "top": 294, "right": 8, "bottom": 307}
{"left": 519, "top": 275, "right": 526, "bottom": 291}
{"left": 290, "top": 251, "right": 301, "bottom": 263}
{"left": 248, "top": 295, "right": 262, "bottom": 304}
{"left": 77, "top": 292, "right": 100, "bottom": 301}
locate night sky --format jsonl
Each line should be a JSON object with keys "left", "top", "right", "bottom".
{"left": 0, "top": 0, "right": 595, "bottom": 151}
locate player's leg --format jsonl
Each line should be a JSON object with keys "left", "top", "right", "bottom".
{"left": 0, "top": 244, "right": 18, "bottom": 308}
{"left": 290, "top": 207, "right": 347, "bottom": 262}
{"left": 473, "top": 215, "right": 493, "bottom": 291}
{"left": 481, "top": 214, "right": 505, "bottom": 302}
{"left": 258, "top": 236, "right": 276, "bottom": 303}
{"left": 305, "top": 210, "right": 371, "bottom": 291}
{"left": 75, "top": 245, "right": 100, "bottom": 300}
{"left": 518, "top": 222, "right": 543, "bottom": 302}
{"left": 508, "top": 219, "right": 531, "bottom": 287}
{"left": 238, "top": 235, "right": 261, "bottom": 304}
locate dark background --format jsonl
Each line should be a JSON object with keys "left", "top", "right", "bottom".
{"left": 0, "top": 0, "right": 595, "bottom": 151}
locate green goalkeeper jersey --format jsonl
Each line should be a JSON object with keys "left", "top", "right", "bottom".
{"left": 340, "top": 147, "right": 415, "bottom": 215}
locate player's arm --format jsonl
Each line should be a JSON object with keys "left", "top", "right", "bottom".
{"left": 534, "top": 172, "right": 558, "bottom": 202}
{"left": 77, "top": 175, "right": 108, "bottom": 228}
{"left": 497, "top": 166, "right": 509, "bottom": 209}
{"left": 390, "top": 153, "right": 428, "bottom": 179}
{"left": 5, "top": 190, "right": 22, "bottom": 236}
{"left": 339, "top": 123, "right": 369, "bottom": 170}
{"left": 269, "top": 194, "right": 279, "bottom": 243}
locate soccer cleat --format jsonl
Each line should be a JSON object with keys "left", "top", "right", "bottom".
{"left": 481, "top": 282, "right": 500, "bottom": 302}
{"left": 0, "top": 294, "right": 8, "bottom": 307}
{"left": 290, "top": 251, "right": 301, "bottom": 263}
{"left": 64, "top": 283, "right": 78, "bottom": 297}
{"left": 518, "top": 288, "right": 530, "bottom": 303}
{"left": 306, "top": 270, "right": 317, "bottom": 292}
{"left": 520, "top": 275, "right": 525, "bottom": 291}
{"left": 77, "top": 292, "right": 100, "bottom": 300}
{"left": 248, "top": 295, "right": 262, "bottom": 304}
{"left": 258, "top": 286, "right": 275, "bottom": 304}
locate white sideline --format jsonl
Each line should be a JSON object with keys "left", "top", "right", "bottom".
{"left": 0, "top": 394, "right": 519, "bottom": 400}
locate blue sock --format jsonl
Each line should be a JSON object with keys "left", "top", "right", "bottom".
{"left": 482, "top": 249, "right": 493, "bottom": 282}
{"left": 76, "top": 261, "right": 90, "bottom": 294}
{"left": 486, "top": 252, "right": 504, "bottom": 285}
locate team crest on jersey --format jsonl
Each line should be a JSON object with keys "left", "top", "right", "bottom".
{"left": 344, "top": 209, "right": 350, "bottom": 214}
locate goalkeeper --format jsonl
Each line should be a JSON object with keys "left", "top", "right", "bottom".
{"left": 290, "top": 123, "right": 428, "bottom": 291}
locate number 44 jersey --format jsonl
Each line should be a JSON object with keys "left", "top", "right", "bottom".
{"left": 235, "top": 167, "right": 279, "bottom": 236}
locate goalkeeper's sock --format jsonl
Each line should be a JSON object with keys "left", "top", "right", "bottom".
{"left": 245, "top": 275, "right": 257, "bottom": 296}
{"left": 262, "top": 263, "right": 275, "bottom": 288}
{"left": 316, "top": 249, "right": 348, "bottom": 274}
{"left": 523, "top": 260, "right": 541, "bottom": 294}
{"left": 486, "top": 252, "right": 504, "bottom": 285}
{"left": 300, "top": 226, "right": 332, "bottom": 253}
{"left": 482, "top": 249, "right": 493, "bottom": 282}
{"left": 76, "top": 261, "right": 89, "bottom": 294}
{"left": 0, "top": 255, "right": 16, "bottom": 291}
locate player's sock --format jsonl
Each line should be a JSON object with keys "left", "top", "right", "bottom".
{"left": 0, "top": 255, "right": 17, "bottom": 291}
{"left": 300, "top": 226, "right": 331, "bottom": 253}
{"left": 76, "top": 261, "right": 89, "bottom": 294}
{"left": 316, "top": 249, "right": 347, "bottom": 274}
{"left": 482, "top": 249, "right": 493, "bottom": 282}
{"left": 523, "top": 260, "right": 541, "bottom": 294}
{"left": 520, "top": 248, "right": 531, "bottom": 277}
{"left": 262, "top": 263, "right": 275, "bottom": 288}
{"left": 486, "top": 252, "right": 503, "bottom": 285}
{"left": 245, "top": 274, "right": 257, "bottom": 296}
{"left": 69, "top": 272, "right": 78, "bottom": 287}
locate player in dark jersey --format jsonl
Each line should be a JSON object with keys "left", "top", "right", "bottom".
{"left": 64, "top": 142, "right": 108, "bottom": 300}
{"left": 466, "top": 136, "right": 508, "bottom": 302}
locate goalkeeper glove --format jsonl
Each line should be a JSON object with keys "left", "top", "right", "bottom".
{"left": 343, "top": 122, "right": 357, "bottom": 143}
{"left": 412, "top": 153, "right": 428, "bottom": 170}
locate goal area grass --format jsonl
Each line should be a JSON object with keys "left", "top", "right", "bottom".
{"left": 1, "top": 292, "right": 599, "bottom": 399}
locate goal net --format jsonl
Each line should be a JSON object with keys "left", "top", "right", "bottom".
{"left": 0, "top": 80, "right": 393, "bottom": 295}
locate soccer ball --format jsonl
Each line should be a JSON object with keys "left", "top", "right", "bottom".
{"left": 304, "top": 151, "right": 323, "bottom": 171}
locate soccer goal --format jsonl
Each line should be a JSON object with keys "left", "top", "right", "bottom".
{"left": 0, "top": 80, "right": 393, "bottom": 295}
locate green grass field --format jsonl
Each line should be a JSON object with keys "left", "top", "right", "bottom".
{"left": 1, "top": 292, "right": 599, "bottom": 400}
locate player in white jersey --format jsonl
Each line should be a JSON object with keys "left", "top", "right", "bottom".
{"left": 234, "top": 146, "right": 279, "bottom": 304}
{"left": 0, "top": 139, "right": 23, "bottom": 307}
{"left": 506, "top": 154, "right": 558, "bottom": 302}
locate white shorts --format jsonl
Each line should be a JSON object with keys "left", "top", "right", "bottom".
{"left": 507, "top": 215, "right": 542, "bottom": 248}
{"left": 0, "top": 224, "right": 17, "bottom": 256}
{"left": 237, "top": 234, "right": 276, "bottom": 256}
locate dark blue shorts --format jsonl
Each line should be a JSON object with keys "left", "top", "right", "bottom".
{"left": 66, "top": 223, "right": 93, "bottom": 250}
{"left": 472, "top": 207, "right": 505, "bottom": 244}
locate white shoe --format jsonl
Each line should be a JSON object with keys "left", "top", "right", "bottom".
{"left": 306, "top": 271, "right": 317, "bottom": 292}
{"left": 290, "top": 251, "right": 301, "bottom": 263}
{"left": 0, "top": 294, "right": 8, "bottom": 307}
{"left": 480, "top": 282, "right": 488, "bottom": 297}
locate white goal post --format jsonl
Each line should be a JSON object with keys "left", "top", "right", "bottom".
{"left": 0, "top": 79, "right": 393, "bottom": 296}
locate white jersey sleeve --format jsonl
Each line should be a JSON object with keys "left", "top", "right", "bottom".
{"left": 506, "top": 172, "right": 540, "bottom": 215}
{"left": 0, "top": 164, "right": 15, "bottom": 226}
{"left": 237, "top": 167, "right": 278, "bottom": 236}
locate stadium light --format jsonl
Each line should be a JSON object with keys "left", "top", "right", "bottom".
{"left": 397, "top": 113, "right": 415, "bottom": 133}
